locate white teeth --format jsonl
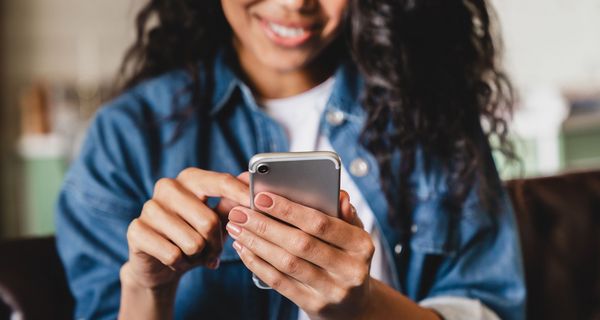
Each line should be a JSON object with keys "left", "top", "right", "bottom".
{"left": 268, "top": 22, "right": 307, "bottom": 38}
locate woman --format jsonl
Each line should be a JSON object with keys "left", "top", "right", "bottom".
{"left": 56, "top": 0, "right": 526, "bottom": 319}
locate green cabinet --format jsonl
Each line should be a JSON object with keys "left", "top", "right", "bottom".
{"left": 562, "top": 113, "right": 600, "bottom": 171}
{"left": 22, "top": 157, "right": 66, "bottom": 235}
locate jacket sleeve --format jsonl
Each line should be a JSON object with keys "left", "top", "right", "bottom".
{"left": 404, "top": 152, "right": 527, "bottom": 320}
{"left": 55, "top": 99, "right": 150, "bottom": 320}
{"left": 425, "top": 189, "right": 526, "bottom": 319}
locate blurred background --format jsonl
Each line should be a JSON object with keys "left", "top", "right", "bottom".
{"left": 0, "top": 0, "right": 599, "bottom": 239}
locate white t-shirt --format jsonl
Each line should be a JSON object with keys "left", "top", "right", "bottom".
{"left": 260, "top": 78, "right": 499, "bottom": 320}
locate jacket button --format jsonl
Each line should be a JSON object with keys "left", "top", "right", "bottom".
{"left": 411, "top": 224, "right": 418, "bottom": 233}
{"left": 349, "top": 158, "right": 369, "bottom": 177}
{"left": 326, "top": 110, "right": 345, "bottom": 126}
{"left": 394, "top": 243, "right": 403, "bottom": 255}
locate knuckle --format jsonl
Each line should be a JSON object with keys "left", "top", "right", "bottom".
{"left": 277, "top": 201, "right": 292, "bottom": 218}
{"left": 142, "top": 200, "right": 163, "bottom": 220}
{"left": 254, "top": 218, "right": 268, "bottom": 236}
{"left": 292, "top": 235, "right": 314, "bottom": 255}
{"left": 245, "top": 234, "right": 257, "bottom": 250}
{"left": 280, "top": 254, "right": 301, "bottom": 275}
{"left": 308, "top": 216, "right": 330, "bottom": 236}
{"left": 181, "top": 243, "right": 196, "bottom": 256}
{"left": 141, "top": 200, "right": 153, "bottom": 212}
{"left": 203, "top": 213, "right": 220, "bottom": 229}
{"left": 310, "top": 300, "right": 330, "bottom": 316}
{"left": 184, "top": 235, "right": 205, "bottom": 255}
{"left": 177, "top": 167, "right": 198, "bottom": 181}
{"left": 329, "top": 286, "right": 349, "bottom": 305}
{"left": 126, "top": 219, "right": 141, "bottom": 241}
{"left": 141, "top": 200, "right": 158, "bottom": 216}
{"left": 361, "top": 238, "right": 376, "bottom": 261}
{"left": 348, "top": 265, "right": 369, "bottom": 287}
{"left": 153, "top": 178, "right": 176, "bottom": 197}
{"left": 163, "top": 248, "right": 182, "bottom": 266}
{"left": 221, "top": 173, "right": 236, "bottom": 184}
{"left": 196, "top": 212, "right": 219, "bottom": 233}
{"left": 219, "top": 173, "right": 236, "bottom": 189}
{"left": 243, "top": 249, "right": 255, "bottom": 265}
{"left": 269, "top": 273, "right": 285, "bottom": 290}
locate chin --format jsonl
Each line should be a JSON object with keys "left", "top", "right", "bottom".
{"left": 259, "top": 54, "right": 312, "bottom": 73}
{"left": 258, "top": 45, "right": 324, "bottom": 73}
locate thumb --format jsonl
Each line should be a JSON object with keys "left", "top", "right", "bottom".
{"left": 339, "top": 190, "right": 364, "bottom": 229}
{"left": 215, "top": 171, "right": 250, "bottom": 216}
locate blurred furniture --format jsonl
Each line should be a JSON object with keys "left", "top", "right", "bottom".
{"left": 0, "top": 237, "right": 73, "bottom": 319}
{"left": 562, "top": 111, "right": 600, "bottom": 171}
{"left": 506, "top": 170, "right": 600, "bottom": 320}
{"left": 18, "top": 84, "right": 70, "bottom": 237}
{"left": 0, "top": 171, "right": 599, "bottom": 319}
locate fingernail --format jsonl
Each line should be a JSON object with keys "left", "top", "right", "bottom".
{"left": 207, "top": 258, "right": 220, "bottom": 269}
{"left": 232, "top": 241, "right": 243, "bottom": 252}
{"left": 255, "top": 194, "right": 273, "bottom": 208}
{"left": 229, "top": 209, "right": 248, "bottom": 224}
{"left": 341, "top": 190, "right": 349, "bottom": 200}
{"left": 226, "top": 222, "right": 242, "bottom": 237}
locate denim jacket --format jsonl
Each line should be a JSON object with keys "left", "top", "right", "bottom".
{"left": 55, "top": 48, "right": 526, "bottom": 320}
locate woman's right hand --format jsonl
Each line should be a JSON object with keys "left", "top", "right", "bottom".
{"left": 121, "top": 169, "right": 250, "bottom": 290}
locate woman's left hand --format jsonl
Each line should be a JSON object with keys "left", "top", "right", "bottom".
{"left": 226, "top": 189, "right": 375, "bottom": 320}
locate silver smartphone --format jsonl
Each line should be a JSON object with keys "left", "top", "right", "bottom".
{"left": 248, "top": 151, "right": 341, "bottom": 289}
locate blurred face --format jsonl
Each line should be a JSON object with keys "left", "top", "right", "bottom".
{"left": 221, "top": 0, "right": 348, "bottom": 73}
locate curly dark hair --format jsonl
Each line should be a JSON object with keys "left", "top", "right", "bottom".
{"left": 119, "top": 0, "right": 515, "bottom": 228}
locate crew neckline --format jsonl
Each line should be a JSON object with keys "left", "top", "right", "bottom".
{"left": 260, "top": 77, "right": 336, "bottom": 109}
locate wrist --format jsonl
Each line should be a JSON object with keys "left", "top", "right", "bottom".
{"left": 352, "top": 278, "right": 442, "bottom": 320}
{"left": 119, "top": 262, "right": 179, "bottom": 320}
{"left": 354, "top": 277, "right": 377, "bottom": 320}
{"left": 120, "top": 262, "right": 179, "bottom": 300}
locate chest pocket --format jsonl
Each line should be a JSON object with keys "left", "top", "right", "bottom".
{"left": 408, "top": 194, "right": 496, "bottom": 258}
{"left": 409, "top": 197, "right": 458, "bottom": 257}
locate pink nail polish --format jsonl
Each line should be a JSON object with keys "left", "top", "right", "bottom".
{"left": 226, "top": 223, "right": 242, "bottom": 237}
{"left": 255, "top": 194, "right": 273, "bottom": 208}
{"left": 232, "top": 241, "right": 243, "bottom": 252}
{"left": 207, "top": 258, "right": 220, "bottom": 269}
{"left": 229, "top": 209, "right": 248, "bottom": 224}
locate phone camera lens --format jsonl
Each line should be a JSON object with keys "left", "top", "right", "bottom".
{"left": 257, "top": 164, "right": 270, "bottom": 174}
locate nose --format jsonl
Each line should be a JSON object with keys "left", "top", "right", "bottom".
{"left": 277, "top": 0, "right": 318, "bottom": 12}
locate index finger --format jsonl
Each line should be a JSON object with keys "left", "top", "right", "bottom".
{"left": 176, "top": 168, "right": 251, "bottom": 208}
{"left": 253, "top": 192, "right": 368, "bottom": 251}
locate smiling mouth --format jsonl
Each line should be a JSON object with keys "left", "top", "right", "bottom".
{"left": 258, "top": 17, "right": 320, "bottom": 47}
{"left": 267, "top": 21, "right": 309, "bottom": 38}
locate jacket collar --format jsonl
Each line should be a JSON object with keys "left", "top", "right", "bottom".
{"left": 209, "top": 46, "right": 242, "bottom": 116}
{"left": 207, "top": 45, "right": 365, "bottom": 118}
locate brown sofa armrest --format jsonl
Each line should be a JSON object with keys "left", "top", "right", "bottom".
{"left": 0, "top": 236, "right": 74, "bottom": 319}
{"left": 506, "top": 170, "right": 600, "bottom": 320}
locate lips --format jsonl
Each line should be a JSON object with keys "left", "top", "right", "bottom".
{"left": 268, "top": 22, "right": 307, "bottom": 38}
{"left": 259, "top": 18, "right": 319, "bottom": 48}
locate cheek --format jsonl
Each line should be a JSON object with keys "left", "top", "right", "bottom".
{"left": 320, "top": 0, "right": 348, "bottom": 36}
{"left": 222, "top": 0, "right": 269, "bottom": 55}
{"left": 221, "top": 0, "right": 254, "bottom": 38}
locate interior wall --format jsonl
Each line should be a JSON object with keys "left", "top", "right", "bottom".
{"left": 493, "top": 0, "right": 600, "bottom": 91}
{"left": 0, "top": 0, "right": 141, "bottom": 238}
{"left": 1, "top": 0, "right": 599, "bottom": 237}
